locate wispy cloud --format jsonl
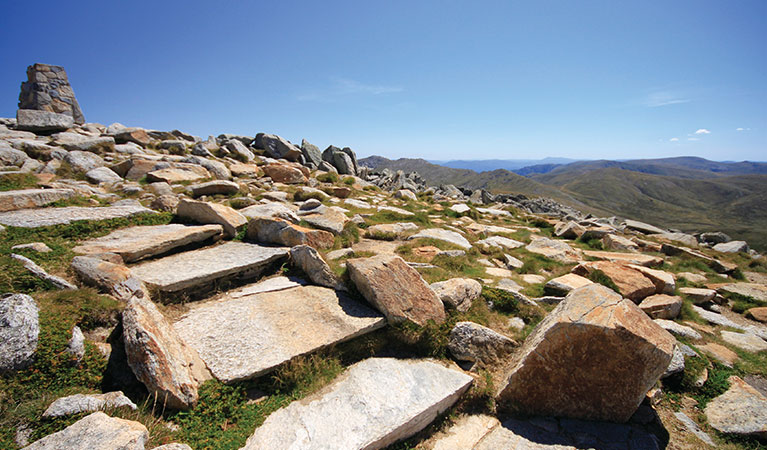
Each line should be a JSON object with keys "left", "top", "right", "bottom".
{"left": 641, "top": 90, "right": 691, "bottom": 107}
{"left": 297, "top": 77, "right": 403, "bottom": 102}
{"left": 669, "top": 137, "right": 679, "bottom": 142}
{"left": 736, "top": 127, "right": 750, "bottom": 131}
{"left": 694, "top": 128, "right": 711, "bottom": 134}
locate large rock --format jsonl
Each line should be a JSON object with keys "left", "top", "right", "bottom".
{"left": 627, "top": 264, "right": 676, "bottom": 294}
{"left": 602, "top": 234, "right": 639, "bottom": 252}
{"left": 496, "top": 284, "right": 676, "bottom": 423}
{"left": 262, "top": 163, "right": 307, "bottom": 184}
{"left": 448, "top": 321, "right": 517, "bottom": 364}
{"left": 718, "top": 283, "right": 767, "bottom": 303}
{"left": 23, "top": 412, "right": 147, "bottom": 450}
{"left": 300, "top": 139, "right": 322, "bottom": 166}
{"left": 18, "top": 63, "right": 85, "bottom": 124}
{"left": 122, "top": 296, "right": 208, "bottom": 410}
{"left": 554, "top": 221, "right": 586, "bottom": 239}
{"left": 572, "top": 261, "right": 657, "bottom": 302}
{"left": 624, "top": 219, "right": 665, "bottom": 235}
{"left": 430, "top": 278, "right": 482, "bottom": 312}
{"left": 16, "top": 109, "right": 74, "bottom": 132}
{"left": 526, "top": 237, "right": 581, "bottom": 263}
{"left": 241, "top": 358, "right": 472, "bottom": 450}
{"left": 86, "top": 167, "right": 122, "bottom": 184}
{"left": 720, "top": 330, "right": 767, "bottom": 353}
{"left": 0, "top": 188, "right": 74, "bottom": 212}
{"left": 109, "top": 126, "right": 152, "bottom": 146}
{"left": 224, "top": 139, "right": 255, "bottom": 162}
{"left": 475, "top": 236, "right": 524, "bottom": 251}
{"left": 347, "top": 254, "right": 446, "bottom": 325}
{"left": 43, "top": 391, "right": 137, "bottom": 418}
{"left": 255, "top": 133, "right": 302, "bottom": 161}
{"left": 247, "top": 217, "right": 334, "bottom": 249}
{"left": 289, "top": 245, "right": 344, "bottom": 290}
{"left": 176, "top": 199, "right": 246, "bottom": 239}
{"left": 0, "top": 293, "right": 39, "bottom": 372}
{"left": 130, "top": 242, "right": 288, "bottom": 294}
{"left": 322, "top": 145, "right": 357, "bottom": 175}
{"left": 705, "top": 376, "right": 767, "bottom": 438}
{"left": 185, "top": 155, "right": 231, "bottom": 180}
{"left": 174, "top": 286, "right": 384, "bottom": 383}
{"left": 71, "top": 255, "right": 147, "bottom": 301}
{"left": 54, "top": 133, "right": 115, "bottom": 153}
{"left": 74, "top": 224, "right": 223, "bottom": 263}
{"left": 0, "top": 201, "right": 155, "bottom": 228}
{"left": 407, "top": 228, "right": 472, "bottom": 250}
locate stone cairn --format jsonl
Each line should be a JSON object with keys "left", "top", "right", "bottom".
{"left": 18, "top": 63, "right": 85, "bottom": 124}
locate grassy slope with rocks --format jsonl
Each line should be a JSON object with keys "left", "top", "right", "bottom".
{"left": 1, "top": 119, "right": 766, "bottom": 449}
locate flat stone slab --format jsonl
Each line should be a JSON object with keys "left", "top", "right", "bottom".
{"left": 407, "top": 228, "right": 472, "bottom": 249}
{"left": 24, "top": 411, "right": 147, "bottom": 450}
{"left": 718, "top": 283, "right": 767, "bottom": 302}
{"left": 174, "top": 286, "right": 385, "bottom": 382}
{"left": 241, "top": 358, "right": 473, "bottom": 449}
{"left": 0, "top": 201, "right": 155, "bottom": 228}
{"left": 73, "top": 224, "right": 223, "bottom": 263}
{"left": 583, "top": 250, "right": 663, "bottom": 267}
{"left": 0, "top": 188, "right": 75, "bottom": 212}
{"left": 228, "top": 276, "right": 306, "bottom": 298}
{"left": 131, "top": 241, "right": 288, "bottom": 293}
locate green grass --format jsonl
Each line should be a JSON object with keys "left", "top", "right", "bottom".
{"left": 480, "top": 286, "right": 546, "bottom": 338}
{"left": 316, "top": 172, "right": 338, "bottom": 183}
{"left": 292, "top": 190, "right": 328, "bottom": 202}
{"left": 333, "top": 222, "right": 360, "bottom": 249}
{"left": 0, "top": 172, "right": 38, "bottom": 191}
{"left": 342, "top": 176, "right": 355, "bottom": 185}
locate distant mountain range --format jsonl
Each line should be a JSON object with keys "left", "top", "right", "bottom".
{"left": 360, "top": 155, "right": 767, "bottom": 251}
{"left": 428, "top": 158, "right": 580, "bottom": 173}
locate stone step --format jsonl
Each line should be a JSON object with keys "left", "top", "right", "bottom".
{"left": 173, "top": 285, "right": 385, "bottom": 383}
{"left": 130, "top": 241, "right": 288, "bottom": 295}
{"left": 241, "top": 358, "right": 473, "bottom": 449}
{"left": 0, "top": 188, "right": 75, "bottom": 212}
{"left": 73, "top": 224, "right": 223, "bottom": 263}
{"left": 0, "top": 200, "right": 154, "bottom": 228}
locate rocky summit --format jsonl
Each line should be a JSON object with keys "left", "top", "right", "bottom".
{"left": 2, "top": 63, "right": 767, "bottom": 450}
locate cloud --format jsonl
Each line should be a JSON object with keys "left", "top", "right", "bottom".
{"left": 297, "top": 77, "right": 403, "bottom": 102}
{"left": 694, "top": 129, "right": 711, "bottom": 134}
{"left": 736, "top": 127, "right": 750, "bottom": 131}
{"left": 669, "top": 137, "right": 679, "bottom": 142}
{"left": 688, "top": 137, "right": 700, "bottom": 141}
{"left": 641, "top": 90, "right": 691, "bottom": 107}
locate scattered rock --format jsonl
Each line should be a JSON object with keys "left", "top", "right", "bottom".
{"left": 746, "top": 307, "right": 767, "bottom": 323}
{"left": 526, "top": 237, "right": 581, "bottom": 263}
{"left": 289, "top": 245, "right": 344, "bottom": 290}
{"left": 628, "top": 264, "right": 676, "bottom": 294}
{"left": 448, "top": 321, "right": 517, "bottom": 364}
{"left": 299, "top": 206, "right": 349, "bottom": 234}
{"left": 653, "top": 319, "right": 703, "bottom": 340}
{"left": 720, "top": 330, "right": 767, "bottom": 353}
{"left": 43, "top": 391, "right": 137, "bottom": 418}
{"left": 407, "top": 228, "right": 472, "bottom": 250}
{"left": 496, "top": 284, "right": 675, "bottom": 422}
{"left": 713, "top": 240, "right": 749, "bottom": 253}
{"left": 698, "top": 343, "right": 739, "bottom": 367}
{"left": 554, "top": 221, "right": 585, "bottom": 239}
{"left": 583, "top": 250, "right": 663, "bottom": 267}
{"left": 85, "top": 167, "right": 122, "bottom": 184}
{"left": 0, "top": 293, "right": 39, "bottom": 372}
{"left": 174, "top": 286, "right": 383, "bottom": 383}
{"left": 64, "top": 150, "right": 105, "bottom": 172}
{"left": 638, "top": 294, "right": 682, "bottom": 319}
{"left": 241, "top": 358, "right": 472, "bottom": 449}
{"left": 624, "top": 219, "right": 666, "bottom": 235}
{"left": 122, "top": 296, "right": 208, "bottom": 410}
{"left": 347, "top": 254, "right": 446, "bottom": 325}
{"left": 366, "top": 222, "right": 418, "bottom": 239}
{"left": 573, "top": 261, "right": 657, "bottom": 302}
{"left": 11, "top": 242, "right": 52, "bottom": 253}
{"left": 146, "top": 166, "right": 210, "bottom": 184}
{"left": 16, "top": 109, "right": 74, "bottom": 132}
{"left": 23, "top": 411, "right": 147, "bottom": 450}
{"left": 602, "top": 234, "right": 639, "bottom": 252}
{"left": 679, "top": 287, "right": 716, "bottom": 304}
{"left": 66, "top": 326, "right": 85, "bottom": 362}
{"left": 705, "top": 376, "right": 767, "bottom": 438}
{"left": 544, "top": 273, "right": 593, "bottom": 296}
{"left": 263, "top": 163, "right": 306, "bottom": 184}
{"left": 428, "top": 415, "right": 500, "bottom": 450}
{"left": 430, "top": 278, "right": 482, "bottom": 312}
{"left": 255, "top": 133, "right": 302, "bottom": 161}
{"left": 240, "top": 202, "right": 299, "bottom": 223}
{"left": 247, "top": 217, "right": 334, "bottom": 249}
{"left": 71, "top": 256, "right": 146, "bottom": 301}
{"left": 11, "top": 253, "right": 77, "bottom": 290}
{"left": 475, "top": 236, "right": 524, "bottom": 251}
{"left": 673, "top": 411, "right": 717, "bottom": 447}
{"left": 718, "top": 283, "right": 767, "bottom": 303}
{"left": 188, "top": 180, "right": 239, "bottom": 197}
{"left": 176, "top": 199, "right": 246, "bottom": 239}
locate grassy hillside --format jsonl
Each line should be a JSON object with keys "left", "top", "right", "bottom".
{"left": 360, "top": 156, "right": 591, "bottom": 209}
{"left": 538, "top": 156, "right": 767, "bottom": 179}
{"left": 534, "top": 167, "right": 767, "bottom": 251}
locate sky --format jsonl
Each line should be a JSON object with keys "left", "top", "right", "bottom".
{"left": 1, "top": 1, "right": 765, "bottom": 161}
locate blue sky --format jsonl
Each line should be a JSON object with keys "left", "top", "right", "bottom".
{"left": 1, "top": 1, "right": 764, "bottom": 161}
